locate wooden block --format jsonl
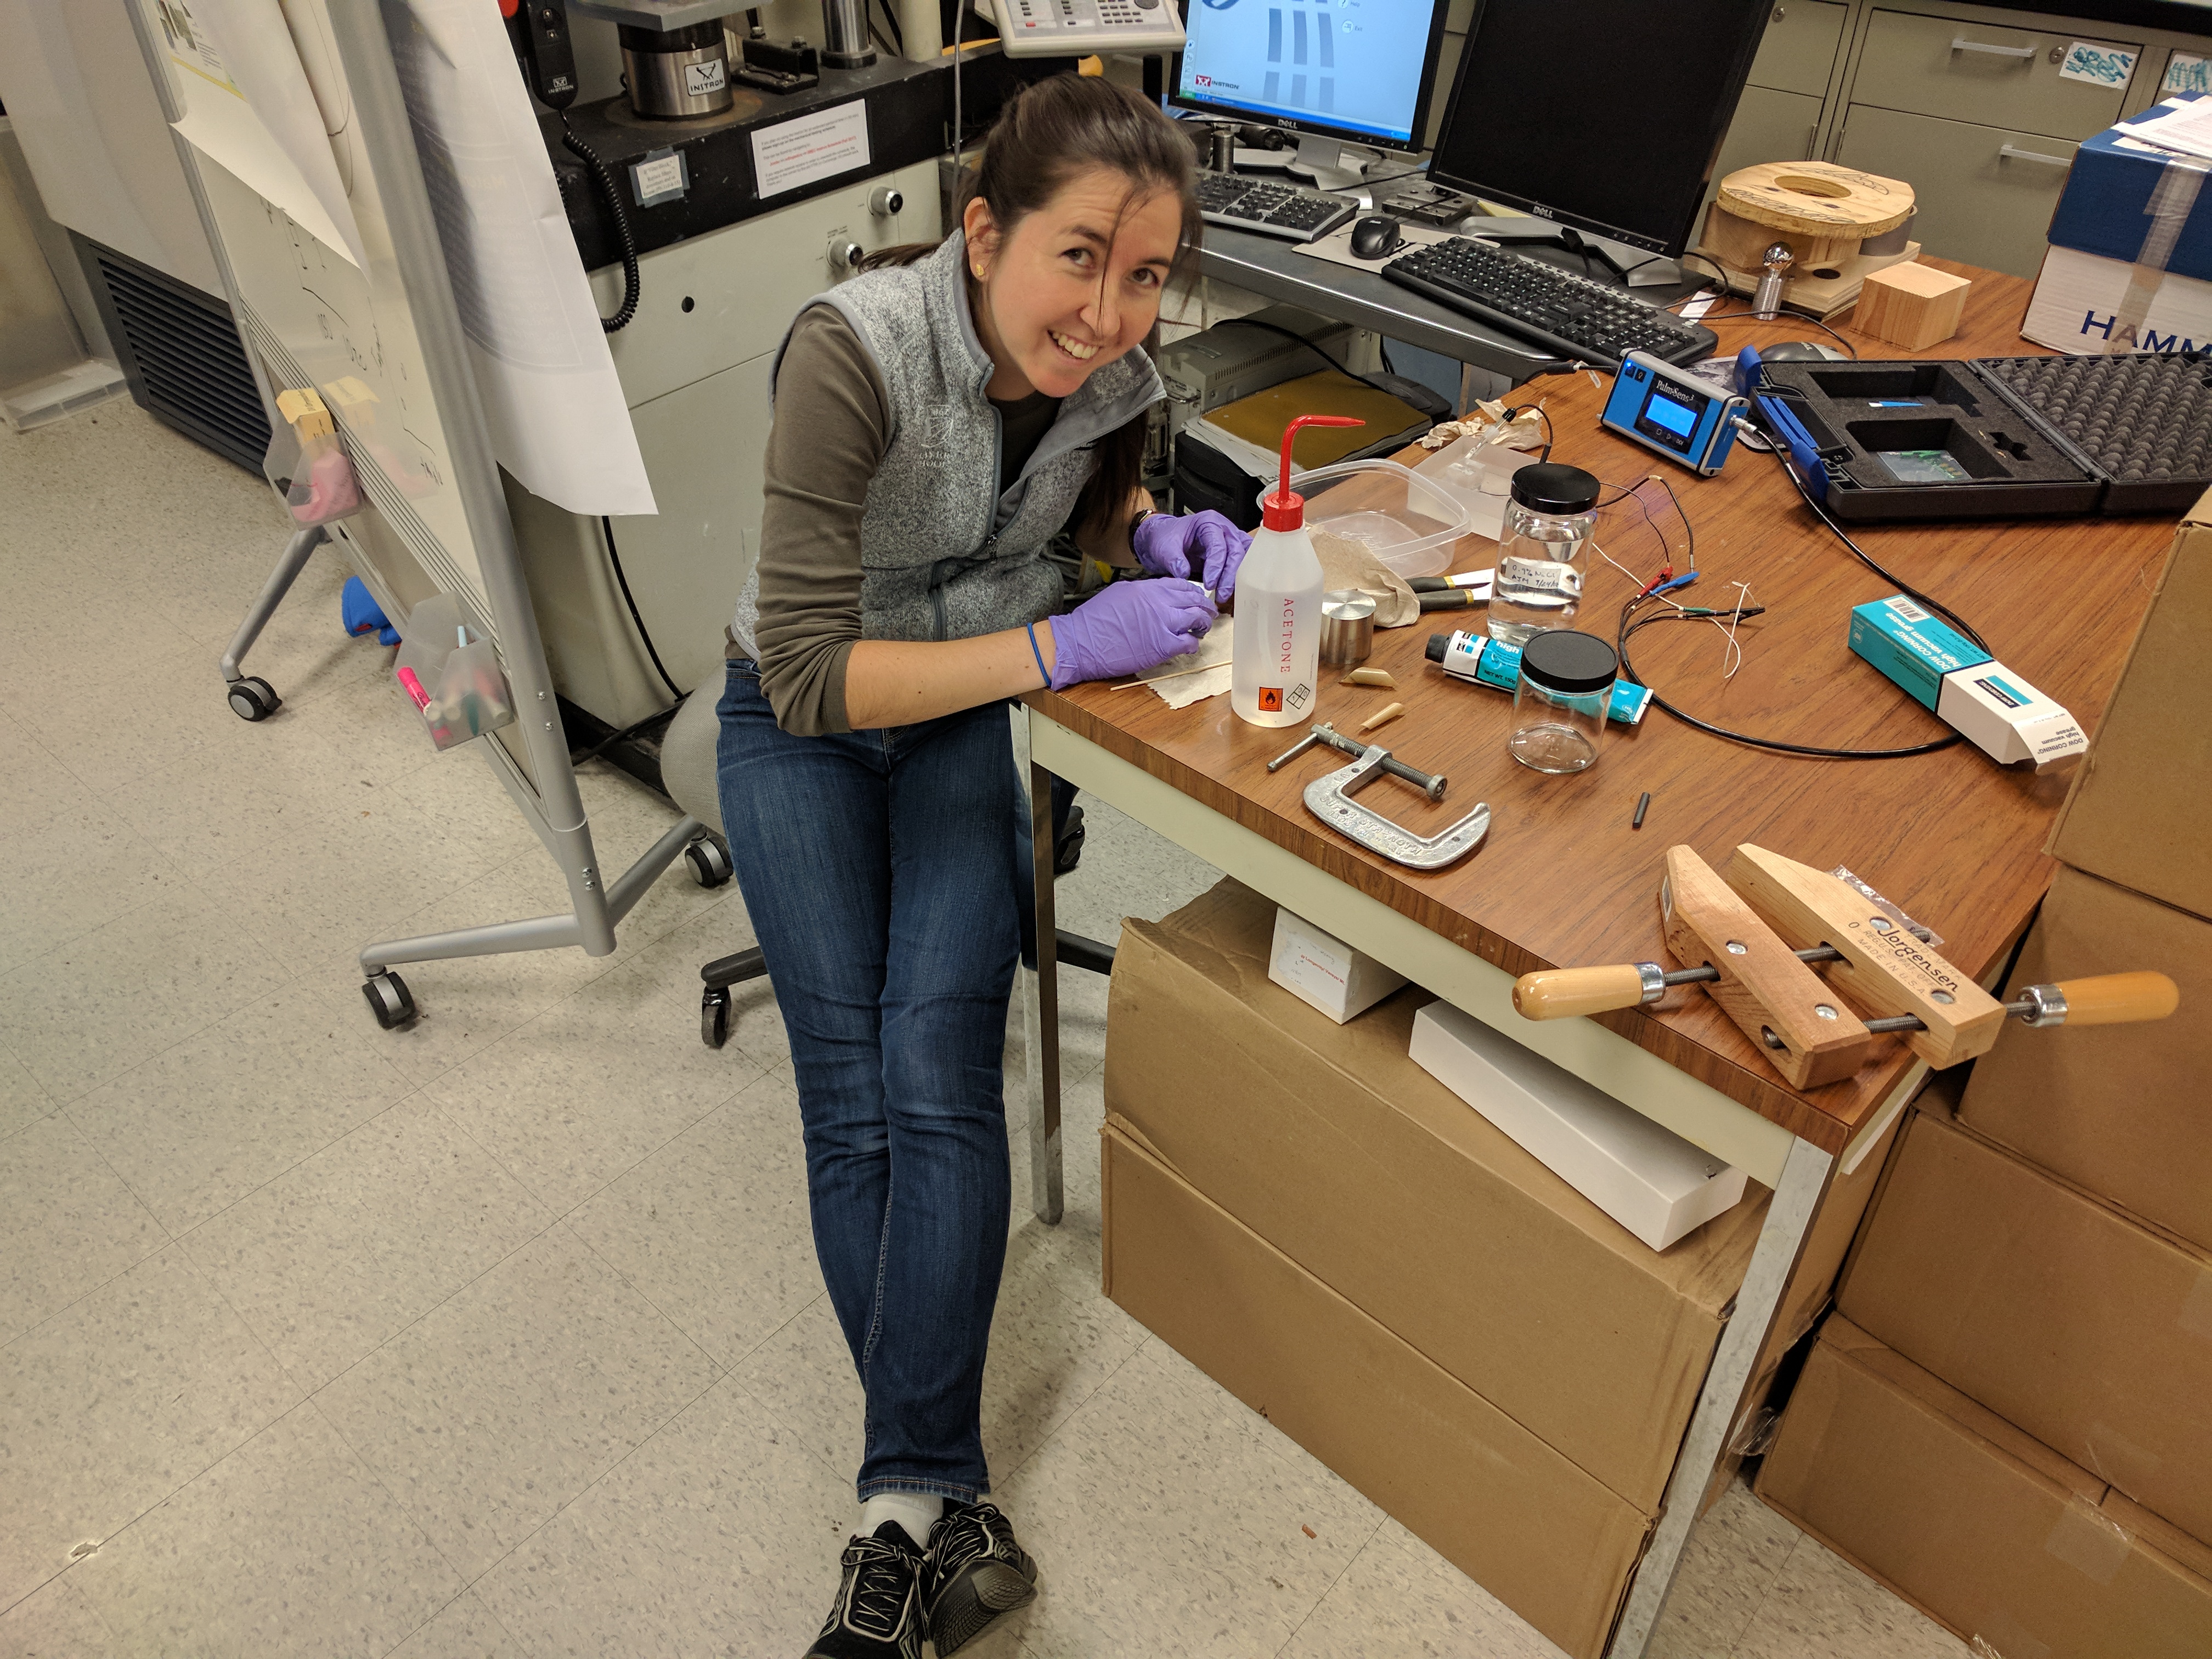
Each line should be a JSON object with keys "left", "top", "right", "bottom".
{"left": 1851, "top": 261, "right": 1971, "bottom": 351}
{"left": 1725, "top": 845, "right": 2005, "bottom": 1069}
{"left": 1660, "top": 844, "right": 1875, "bottom": 1089}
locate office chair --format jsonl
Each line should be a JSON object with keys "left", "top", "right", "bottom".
{"left": 657, "top": 690, "right": 1114, "bottom": 1048}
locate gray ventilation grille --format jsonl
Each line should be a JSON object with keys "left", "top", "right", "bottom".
{"left": 81, "top": 238, "right": 270, "bottom": 472}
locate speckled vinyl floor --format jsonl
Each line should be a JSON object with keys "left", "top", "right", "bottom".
{"left": 0, "top": 402, "right": 1972, "bottom": 1659}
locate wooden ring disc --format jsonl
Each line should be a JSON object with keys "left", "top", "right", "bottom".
{"left": 1717, "top": 161, "right": 1916, "bottom": 241}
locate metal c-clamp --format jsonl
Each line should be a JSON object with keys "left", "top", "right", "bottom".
{"left": 1266, "top": 723, "right": 1491, "bottom": 870}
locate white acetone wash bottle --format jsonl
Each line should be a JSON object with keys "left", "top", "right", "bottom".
{"left": 1232, "top": 414, "right": 1364, "bottom": 727}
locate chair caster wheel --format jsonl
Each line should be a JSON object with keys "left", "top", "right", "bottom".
{"left": 228, "top": 677, "right": 281, "bottom": 721}
{"left": 702, "top": 985, "right": 731, "bottom": 1048}
{"left": 685, "top": 833, "right": 733, "bottom": 888}
{"left": 363, "top": 970, "right": 416, "bottom": 1030}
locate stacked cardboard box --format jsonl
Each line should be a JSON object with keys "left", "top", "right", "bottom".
{"left": 1101, "top": 879, "right": 1900, "bottom": 1658}
{"left": 1757, "top": 493, "right": 2212, "bottom": 1656}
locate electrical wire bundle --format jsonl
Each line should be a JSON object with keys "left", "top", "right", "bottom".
{"left": 1597, "top": 458, "right": 1989, "bottom": 760}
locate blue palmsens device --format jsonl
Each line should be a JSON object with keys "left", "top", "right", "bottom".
{"left": 1600, "top": 351, "right": 1747, "bottom": 476}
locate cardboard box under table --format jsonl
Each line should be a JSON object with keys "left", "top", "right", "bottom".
{"left": 1099, "top": 880, "right": 1895, "bottom": 1655}
{"left": 1839, "top": 1109, "right": 2212, "bottom": 1547}
{"left": 1757, "top": 1316, "right": 2212, "bottom": 1659}
{"left": 1961, "top": 865, "right": 2212, "bottom": 1255}
{"left": 2046, "top": 487, "right": 2212, "bottom": 923}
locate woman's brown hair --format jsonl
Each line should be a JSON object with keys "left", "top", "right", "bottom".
{"left": 861, "top": 73, "right": 1202, "bottom": 535}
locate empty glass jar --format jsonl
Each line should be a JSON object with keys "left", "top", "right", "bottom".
{"left": 1509, "top": 629, "right": 1618, "bottom": 774}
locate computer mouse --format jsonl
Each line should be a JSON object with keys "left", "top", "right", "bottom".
{"left": 1758, "top": 341, "right": 1847, "bottom": 365}
{"left": 1351, "top": 214, "right": 1404, "bottom": 260}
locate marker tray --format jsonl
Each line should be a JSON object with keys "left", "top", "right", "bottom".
{"left": 1757, "top": 352, "right": 2212, "bottom": 522}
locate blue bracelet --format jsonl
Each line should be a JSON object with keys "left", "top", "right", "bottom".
{"left": 1025, "top": 622, "right": 1052, "bottom": 690}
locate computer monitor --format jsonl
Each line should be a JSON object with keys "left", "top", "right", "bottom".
{"left": 1427, "top": 0, "right": 1770, "bottom": 259}
{"left": 1171, "top": 0, "right": 1454, "bottom": 188}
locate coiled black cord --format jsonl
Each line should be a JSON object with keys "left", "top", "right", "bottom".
{"left": 559, "top": 114, "right": 640, "bottom": 333}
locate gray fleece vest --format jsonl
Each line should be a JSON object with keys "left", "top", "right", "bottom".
{"left": 730, "top": 230, "right": 1164, "bottom": 652}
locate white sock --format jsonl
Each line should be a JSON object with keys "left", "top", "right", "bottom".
{"left": 858, "top": 1491, "right": 944, "bottom": 1547}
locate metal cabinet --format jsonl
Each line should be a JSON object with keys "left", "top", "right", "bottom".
{"left": 1853, "top": 8, "right": 2137, "bottom": 140}
{"left": 1836, "top": 103, "right": 2076, "bottom": 277}
{"left": 1748, "top": 0, "right": 1850, "bottom": 97}
{"left": 1711, "top": 85, "right": 1826, "bottom": 196}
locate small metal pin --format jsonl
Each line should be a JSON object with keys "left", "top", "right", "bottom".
{"left": 1632, "top": 791, "right": 1651, "bottom": 830}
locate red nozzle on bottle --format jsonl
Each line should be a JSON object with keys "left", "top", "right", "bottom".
{"left": 1262, "top": 414, "right": 1365, "bottom": 531}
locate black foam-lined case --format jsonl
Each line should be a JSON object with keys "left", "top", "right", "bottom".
{"left": 1757, "top": 353, "right": 2212, "bottom": 522}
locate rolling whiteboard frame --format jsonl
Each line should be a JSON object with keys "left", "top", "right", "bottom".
{"left": 127, "top": 0, "right": 699, "bottom": 987}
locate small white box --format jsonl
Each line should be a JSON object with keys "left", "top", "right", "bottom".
{"left": 2021, "top": 242, "right": 2212, "bottom": 356}
{"left": 1409, "top": 1000, "right": 1750, "bottom": 1250}
{"left": 1937, "top": 663, "right": 2089, "bottom": 771}
{"left": 1267, "top": 907, "right": 1408, "bottom": 1024}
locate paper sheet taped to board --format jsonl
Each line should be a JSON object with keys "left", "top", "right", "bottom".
{"left": 385, "top": 0, "right": 655, "bottom": 516}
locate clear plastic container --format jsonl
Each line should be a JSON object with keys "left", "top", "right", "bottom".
{"left": 1288, "top": 457, "right": 1474, "bottom": 580}
{"left": 1509, "top": 629, "right": 1618, "bottom": 775}
{"left": 1413, "top": 431, "right": 1539, "bottom": 541}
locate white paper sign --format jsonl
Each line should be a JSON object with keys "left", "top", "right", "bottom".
{"left": 752, "top": 100, "right": 871, "bottom": 198}
{"left": 2165, "top": 54, "right": 2210, "bottom": 97}
{"left": 2057, "top": 41, "right": 2137, "bottom": 88}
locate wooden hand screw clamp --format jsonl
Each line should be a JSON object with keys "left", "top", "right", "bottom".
{"left": 1511, "top": 842, "right": 2180, "bottom": 1086}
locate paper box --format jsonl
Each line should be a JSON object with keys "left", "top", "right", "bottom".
{"left": 1267, "top": 905, "right": 1408, "bottom": 1023}
{"left": 1101, "top": 1119, "right": 1651, "bottom": 1659}
{"left": 2044, "top": 94, "right": 2212, "bottom": 284}
{"left": 1839, "top": 1111, "right": 2212, "bottom": 1545}
{"left": 1757, "top": 1316, "right": 2212, "bottom": 1659}
{"left": 2047, "top": 490, "right": 2212, "bottom": 920}
{"left": 1409, "top": 1000, "right": 1749, "bottom": 1251}
{"left": 1848, "top": 596, "right": 2087, "bottom": 770}
{"left": 1105, "top": 878, "right": 1765, "bottom": 1513}
{"left": 2022, "top": 242, "right": 2212, "bottom": 355}
{"left": 1961, "top": 866, "right": 2212, "bottom": 1254}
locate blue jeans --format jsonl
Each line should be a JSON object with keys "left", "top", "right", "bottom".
{"left": 715, "top": 661, "right": 1021, "bottom": 1503}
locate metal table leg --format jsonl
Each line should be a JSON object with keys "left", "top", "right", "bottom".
{"left": 1605, "top": 1135, "right": 1836, "bottom": 1656}
{"left": 1023, "top": 758, "right": 1064, "bottom": 1225}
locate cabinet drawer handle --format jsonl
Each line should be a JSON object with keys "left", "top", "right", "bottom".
{"left": 1998, "top": 143, "right": 2072, "bottom": 167}
{"left": 1951, "top": 36, "right": 2038, "bottom": 59}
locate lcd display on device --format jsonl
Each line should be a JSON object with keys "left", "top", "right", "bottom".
{"left": 1636, "top": 382, "right": 1701, "bottom": 451}
{"left": 1426, "top": 0, "right": 1771, "bottom": 256}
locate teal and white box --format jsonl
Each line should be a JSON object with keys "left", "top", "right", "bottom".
{"left": 1848, "top": 596, "right": 2087, "bottom": 770}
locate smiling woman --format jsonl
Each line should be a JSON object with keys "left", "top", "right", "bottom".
{"left": 707, "top": 74, "right": 1245, "bottom": 1659}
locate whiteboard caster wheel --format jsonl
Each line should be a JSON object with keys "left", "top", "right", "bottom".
{"left": 702, "top": 985, "right": 731, "bottom": 1048}
{"left": 685, "top": 833, "right": 733, "bottom": 888}
{"left": 228, "top": 677, "right": 281, "bottom": 721}
{"left": 363, "top": 970, "right": 416, "bottom": 1030}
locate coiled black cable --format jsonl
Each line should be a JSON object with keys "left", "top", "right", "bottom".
{"left": 559, "top": 114, "right": 640, "bottom": 333}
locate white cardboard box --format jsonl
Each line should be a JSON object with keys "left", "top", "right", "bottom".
{"left": 1409, "top": 1000, "right": 1750, "bottom": 1250}
{"left": 1267, "top": 907, "right": 1408, "bottom": 1024}
{"left": 2021, "top": 242, "right": 2212, "bottom": 356}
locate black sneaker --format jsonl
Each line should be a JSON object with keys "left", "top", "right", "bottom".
{"left": 804, "top": 1521, "right": 924, "bottom": 1659}
{"left": 923, "top": 1501, "right": 1038, "bottom": 1656}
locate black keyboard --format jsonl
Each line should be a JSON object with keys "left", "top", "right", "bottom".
{"left": 1196, "top": 172, "right": 1357, "bottom": 244}
{"left": 1380, "top": 238, "right": 1718, "bottom": 368}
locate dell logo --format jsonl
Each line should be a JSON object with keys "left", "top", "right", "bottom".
{"left": 1530, "top": 203, "right": 1554, "bottom": 219}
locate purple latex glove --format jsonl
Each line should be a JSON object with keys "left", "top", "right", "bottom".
{"left": 1132, "top": 509, "right": 1253, "bottom": 601}
{"left": 1049, "top": 578, "right": 1218, "bottom": 690}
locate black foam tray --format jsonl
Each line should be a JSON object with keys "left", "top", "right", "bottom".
{"left": 1758, "top": 352, "right": 2212, "bottom": 522}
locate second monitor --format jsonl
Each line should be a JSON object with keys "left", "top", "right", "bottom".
{"left": 1172, "top": 0, "right": 1454, "bottom": 188}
